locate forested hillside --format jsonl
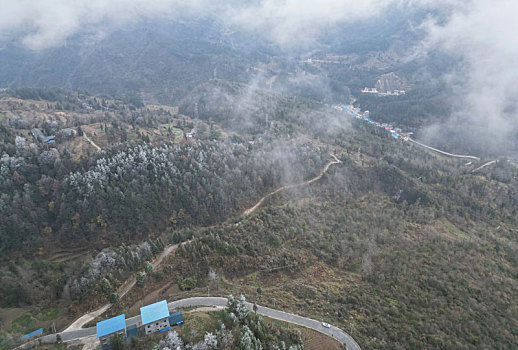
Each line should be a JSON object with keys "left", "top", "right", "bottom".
{"left": 0, "top": 85, "right": 516, "bottom": 350}
{"left": 0, "top": 21, "right": 268, "bottom": 105}
{"left": 0, "top": 92, "right": 328, "bottom": 255}
{"left": 179, "top": 79, "right": 349, "bottom": 139}
{"left": 168, "top": 132, "right": 518, "bottom": 349}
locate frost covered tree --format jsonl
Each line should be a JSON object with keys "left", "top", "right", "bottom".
{"left": 159, "top": 330, "right": 184, "bottom": 350}
{"left": 203, "top": 332, "right": 217, "bottom": 349}
{"left": 216, "top": 323, "right": 233, "bottom": 349}
{"left": 190, "top": 332, "right": 217, "bottom": 350}
{"left": 15, "top": 136, "right": 25, "bottom": 149}
{"left": 208, "top": 268, "right": 219, "bottom": 293}
{"left": 227, "top": 294, "right": 250, "bottom": 323}
{"left": 70, "top": 241, "right": 155, "bottom": 300}
{"left": 100, "top": 277, "right": 112, "bottom": 294}
{"left": 237, "top": 326, "right": 262, "bottom": 350}
{"left": 145, "top": 261, "right": 153, "bottom": 273}
{"left": 288, "top": 345, "right": 303, "bottom": 350}
{"left": 136, "top": 272, "right": 147, "bottom": 287}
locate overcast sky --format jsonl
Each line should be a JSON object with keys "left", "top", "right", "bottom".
{"left": 0, "top": 0, "right": 432, "bottom": 50}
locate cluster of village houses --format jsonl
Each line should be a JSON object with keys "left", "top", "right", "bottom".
{"left": 361, "top": 87, "right": 406, "bottom": 96}
{"left": 333, "top": 105, "right": 408, "bottom": 141}
{"left": 96, "top": 300, "right": 184, "bottom": 349}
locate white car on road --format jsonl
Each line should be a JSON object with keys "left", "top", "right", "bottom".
{"left": 322, "top": 322, "right": 331, "bottom": 328}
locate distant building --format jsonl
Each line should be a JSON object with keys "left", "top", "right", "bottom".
{"left": 31, "top": 128, "right": 55, "bottom": 144}
{"left": 140, "top": 300, "right": 171, "bottom": 335}
{"left": 43, "top": 135, "right": 55, "bottom": 144}
{"left": 186, "top": 128, "right": 197, "bottom": 138}
{"left": 96, "top": 314, "right": 127, "bottom": 349}
{"left": 31, "top": 128, "right": 45, "bottom": 142}
{"left": 361, "top": 87, "right": 378, "bottom": 94}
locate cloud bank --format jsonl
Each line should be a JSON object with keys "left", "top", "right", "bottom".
{"left": 1, "top": 0, "right": 517, "bottom": 155}
{"left": 0, "top": 0, "right": 409, "bottom": 50}
{"left": 420, "top": 0, "right": 518, "bottom": 154}
{"left": 0, "top": 0, "right": 209, "bottom": 50}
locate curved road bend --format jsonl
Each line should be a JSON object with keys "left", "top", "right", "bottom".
{"left": 27, "top": 297, "right": 361, "bottom": 350}
{"left": 408, "top": 138, "right": 480, "bottom": 161}
{"left": 243, "top": 154, "right": 342, "bottom": 216}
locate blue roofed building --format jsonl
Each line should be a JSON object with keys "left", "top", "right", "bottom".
{"left": 21, "top": 328, "right": 43, "bottom": 341}
{"left": 140, "top": 300, "right": 170, "bottom": 335}
{"left": 169, "top": 311, "right": 184, "bottom": 326}
{"left": 96, "top": 314, "right": 127, "bottom": 349}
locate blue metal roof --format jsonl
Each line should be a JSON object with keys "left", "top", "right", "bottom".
{"left": 169, "top": 311, "right": 184, "bottom": 325}
{"left": 21, "top": 328, "right": 43, "bottom": 341}
{"left": 96, "top": 314, "right": 126, "bottom": 338}
{"left": 140, "top": 300, "right": 170, "bottom": 325}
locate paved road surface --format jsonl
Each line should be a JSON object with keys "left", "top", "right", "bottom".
{"left": 408, "top": 138, "right": 480, "bottom": 161}
{"left": 472, "top": 160, "right": 497, "bottom": 172}
{"left": 26, "top": 297, "right": 360, "bottom": 350}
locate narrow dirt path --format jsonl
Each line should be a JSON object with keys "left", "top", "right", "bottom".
{"left": 63, "top": 243, "right": 179, "bottom": 332}
{"left": 243, "top": 154, "right": 341, "bottom": 216}
{"left": 83, "top": 133, "right": 101, "bottom": 151}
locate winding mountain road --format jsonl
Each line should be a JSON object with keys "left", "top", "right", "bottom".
{"left": 408, "top": 138, "right": 480, "bottom": 161}
{"left": 18, "top": 154, "right": 354, "bottom": 349}
{"left": 472, "top": 160, "right": 497, "bottom": 172}
{"left": 243, "top": 154, "right": 342, "bottom": 216}
{"left": 62, "top": 155, "right": 342, "bottom": 333}
{"left": 25, "top": 297, "right": 360, "bottom": 350}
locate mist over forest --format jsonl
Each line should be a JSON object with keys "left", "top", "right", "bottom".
{"left": 0, "top": 1, "right": 517, "bottom": 350}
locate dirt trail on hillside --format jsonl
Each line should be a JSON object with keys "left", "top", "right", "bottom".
{"left": 83, "top": 133, "right": 101, "bottom": 151}
{"left": 62, "top": 155, "right": 341, "bottom": 332}
{"left": 63, "top": 243, "right": 179, "bottom": 332}
{"left": 243, "top": 154, "right": 341, "bottom": 216}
